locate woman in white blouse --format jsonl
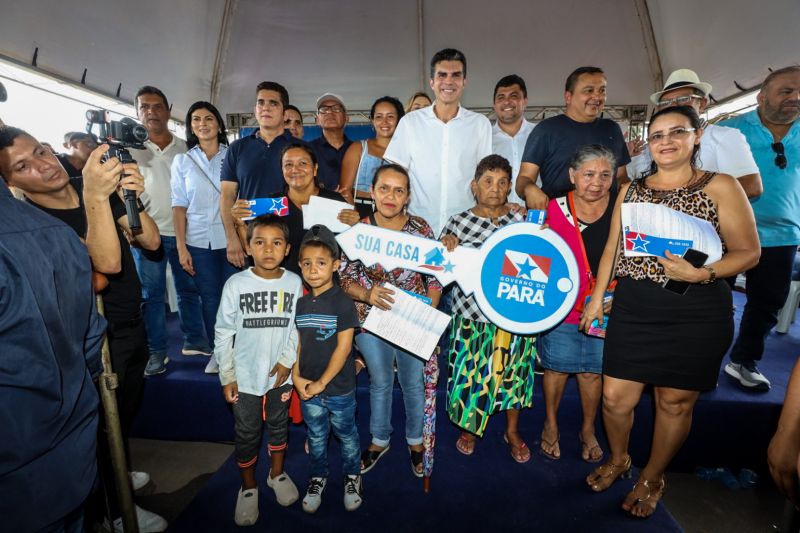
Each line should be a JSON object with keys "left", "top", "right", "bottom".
{"left": 171, "top": 101, "right": 237, "bottom": 373}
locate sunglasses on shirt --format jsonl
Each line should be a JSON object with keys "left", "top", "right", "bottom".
{"left": 772, "top": 142, "right": 788, "bottom": 170}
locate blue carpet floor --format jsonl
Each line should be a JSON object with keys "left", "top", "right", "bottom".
{"left": 129, "top": 291, "right": 799, "bottom": 532}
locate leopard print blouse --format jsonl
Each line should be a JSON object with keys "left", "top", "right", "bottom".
{"left": 615, "top": 172, "right": 724, "bottom": 284}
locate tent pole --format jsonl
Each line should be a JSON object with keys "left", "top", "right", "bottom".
{"left": 633, "top": 0, "right": 663, "bottom": 92}
{"left": 417, "top": 0, "right": 425, "bottom": 91}
{"left": 210, "top": 0, "right": 237, "bottom": 105}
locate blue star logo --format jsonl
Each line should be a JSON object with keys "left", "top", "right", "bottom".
{"left": 443, "top": 261, "right": 454, "bottom": 273}
{"left": 516, "top": 258, "right": 536, "bottom": 279}
{"left": 269, "top": 197, "right": 286, "bottom": 212}
{"left": 627, "top": 233, "right": 650, "bottom": 252}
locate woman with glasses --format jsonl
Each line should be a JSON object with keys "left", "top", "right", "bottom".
{"left": 581, "top": 106, "right": 760, "bottom": 518}
{"left": 339, "top": 96, "right": 404, "bottom": 216}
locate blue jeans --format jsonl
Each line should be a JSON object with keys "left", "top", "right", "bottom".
{"left": 131, "top": 235, "right": 208, "bottom": 354}
{"left": 356, "top": 332, "right": 424, "bottom": 447}
{"left": 301, "top": 391, "right": 360, "bottom": 477}
{"left": 730, "top": 245, "right": 797, "bottom": 364}
{"left": 187, "top": 244, "right": 238, "bottom": 349}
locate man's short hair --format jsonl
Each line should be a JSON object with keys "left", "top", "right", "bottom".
{"left": 0, "top": 126, "right": 30, "bottom": 181}
{"left": 246, "top": 214, "right": 290, "bottom": 243}
{"left": 565, "top": 67, "right": 605, "bottom": 93}
{"left": 256, "top": 81, "right": 290, "bottom": 109}
{"left": 474, "top": 154, "right": 512, "bottom": 181}
{"left": 494, "top": 74, "right": 528, "bottom": 100}
{"left": 762, "top": 65, "right": 800, "bottom": 90}
{"left": 430, "top": 48, "right": 467, "bottom": 79}
{"left": 135, "top": 85, "right": 169, "bottom": 108}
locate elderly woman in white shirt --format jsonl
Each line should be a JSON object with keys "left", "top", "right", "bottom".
{"left": 171, "top": 101, "right": 237, "bottom": 373}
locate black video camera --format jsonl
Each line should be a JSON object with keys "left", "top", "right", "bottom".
{"left": 86, "top": 109, "right": 149, "bottom": 231}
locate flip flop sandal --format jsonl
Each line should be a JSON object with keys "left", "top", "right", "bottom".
{"left": 360, "top": 445, "right": 390, "bottom": 474}
{"left": 409, "top": 447, "right": 424, "bottom": 478}
{"left": 503, "top": 433, "right": 531, "bottom": 464}
{"left": 455, "top": 434, "right": 476, "bottom": 456}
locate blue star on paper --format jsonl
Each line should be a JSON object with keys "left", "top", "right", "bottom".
{"left": 516, "top": 258, "right": 536, "bottom": 278}
{"left": 443, "top": 261, "right": 455, "bottom": 273}
{"left": 628, "top": 233, "right": 650, "bottom": 252}
{"left": 269, "top": 197, "right": 286, "bottom": 212}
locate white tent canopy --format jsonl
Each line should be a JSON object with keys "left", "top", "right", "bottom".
{"left": 1, "top": 0, "right": 798, "bottom": 119}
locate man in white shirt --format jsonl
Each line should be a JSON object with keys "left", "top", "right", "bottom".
{"left": 627, "top": 69, "right": 763, "bottom": 198}
{"left": 384, "top": 48, "right": 492, "bottom": 237}
{"left": 132, "top": 86, "right": 210, "bottom": 376}
{"left": 491, "top": 74, "right": 536, "bottom": 205}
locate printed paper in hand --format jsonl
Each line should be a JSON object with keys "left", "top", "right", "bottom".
{"left": 302, "top": 195, "right": 353, "bottom": 233}
{"left": 362, "top": 283, "right": 450, "bottom": 361}
{"left": 621, "top": 203, "right": 723, "bottom": 262}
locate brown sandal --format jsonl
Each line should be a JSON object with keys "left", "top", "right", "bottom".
{"left": 586, "top": 454, "right": 632, "bottom": 492}
{"left": 623, "top": 476, "right": 666, "bottom": 518}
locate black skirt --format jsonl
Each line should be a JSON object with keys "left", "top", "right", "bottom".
{"left": 603, "top": 276, "right": 733, "bottom": 391}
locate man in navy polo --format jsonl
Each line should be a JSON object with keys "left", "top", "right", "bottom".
{"left": 220, "top": 81, "right": 297, "bottom": 268}
{"left": 309, "top": 93, "right": 352, "bottom": 190}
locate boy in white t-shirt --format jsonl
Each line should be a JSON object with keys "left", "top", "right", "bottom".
{"left": 215, "top": 215, "right": 304, "bottom": 526}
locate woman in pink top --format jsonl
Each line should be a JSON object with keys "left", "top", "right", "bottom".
{"left": 538, "top": 144, "right": 617, "bottom": 463}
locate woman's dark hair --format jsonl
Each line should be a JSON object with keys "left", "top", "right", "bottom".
{"left": 184, "top": 101, "right": 228, "bottom": 149}
{"left": 644, "top": 105, "right": 703, "bottom": 177}
{"left": 280, "top": 141, "right": 320, "bottom": 190}
{"left": 370, "top": 96, "right": 405, "bottom": 121}
{"left": 371, "top": 163, "right": 411, "bottom": 190}
{"left": 474, "top": 154, "right": 512, "bottom": 181}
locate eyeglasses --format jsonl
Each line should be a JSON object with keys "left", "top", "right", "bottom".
{"left": 772, "top": 142, "right": 788, "bottom": 169}
{"left": 317, "top": 105, "right": 344, "bottom": 115}
{"left": 656, "top": 95, "right": 703, "bottom": 108}
{"left": 646, "top": 127, "right": 696, "bottom": 145}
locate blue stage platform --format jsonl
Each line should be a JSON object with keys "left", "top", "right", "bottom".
{"left": 130, "top": 291, "right": 799, "bottom": 532}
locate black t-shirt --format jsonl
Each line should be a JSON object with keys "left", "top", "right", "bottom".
{"left": 580, "top": 191, "right": 618, "bottom": 277}
{"left": 296, "top": 285, "right": 360, "bottom": 396}
{"left": 272, "top": 188, "right": 347, "bottom": 275}
{"left": 310, "top": 135, "right": 352, "bottom": 191}
{"left": 56, "top": 154, "right": 82, "bottom": 178}
{"left": 27, "top": 178, "right": 142, "bottom": 323}
{"left": 522, "top": 114, "right": 631, "bottom": 198}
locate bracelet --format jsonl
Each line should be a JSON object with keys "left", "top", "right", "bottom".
{"left": 700, "top": 265, "right": 716, "bottom": 284}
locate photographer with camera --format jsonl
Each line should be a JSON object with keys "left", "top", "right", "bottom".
{"left": 0, "top": 125, "right": 167, "bottom": 532}
{"left": 133, "top": 86, "right": 210, "bottom": 376}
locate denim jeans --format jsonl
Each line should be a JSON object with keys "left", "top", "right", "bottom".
{"left": 301, "top": 391, "right": 360, "bottom": 477}
{"left": 131, "top": 235, "right": 208, "bottom": 354}
{"left": 356, "top": 332, "right": 424, "bottom": 447}
{"left": 730, "top": 245, "right": 797, "bottom": 365}
{"left": 186, "top": 244, "right": 238, "bottom": 349}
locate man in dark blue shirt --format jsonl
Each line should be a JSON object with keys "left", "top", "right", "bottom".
{"left": 516, "top": 66, "right": 631, "bottom": 209}
{"left": 310, "top": 92, "right": 352, "bottom": 191}
{"left": 0, "top": 174, "right": 104, "bottom": 532}
{"left": 221, "top": 81, "right": 298, "bottom": 268}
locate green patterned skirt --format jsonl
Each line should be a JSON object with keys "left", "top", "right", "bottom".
{"left": 446, "top": 314, "right": 536, "bottom": 437}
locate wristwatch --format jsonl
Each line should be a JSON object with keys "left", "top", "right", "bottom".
{"left": 700, "top": 265, "right": 716, "bottom": 284}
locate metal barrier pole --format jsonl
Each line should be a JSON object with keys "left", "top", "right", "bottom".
{"left": 96, "top": 295, "right": 138, "bottom": 533}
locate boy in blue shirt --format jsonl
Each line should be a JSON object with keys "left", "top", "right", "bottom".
{"left": 293, "top": 225, "right": 363, "bottom": 512}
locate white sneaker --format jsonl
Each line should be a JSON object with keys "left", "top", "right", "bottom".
{"left": 302, "top": 477, "right": 326, "bottom": 514}
{"left": 112, "top": 505, "right": 167, "bottom": 532}
{"left": 724, "top": 362, "right": 771, "bottom": 391}
{"left": 129, "top": 471, "right": 150, "bottom": 491}
{"left": 204, "top": 358, "right": 219, "bottom": 374}
{"left": 266, "top": 470, "right": 299, "bottom": 506}
{"left": 343, "top": 475, "right": 363, "bottom": 511}
{"left": 234, "top": 487, "right": 259, "bottom": 526}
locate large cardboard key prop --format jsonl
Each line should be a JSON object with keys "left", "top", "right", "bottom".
{"left": 336, "top": 221, "right": 579, "bottom": 335}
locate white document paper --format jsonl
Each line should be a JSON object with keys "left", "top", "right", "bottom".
{"left": 621, "top": 202, "right": 723, "bottom": 263}
{"left": 362, "top": 283, "right": 450, "bottom": 361}
{"left": 302, "top": 195, "right": 353, "bottom": 233}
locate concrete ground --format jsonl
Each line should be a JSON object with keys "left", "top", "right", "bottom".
{"left": 128, "top": 438, "right": 796, "bottom": 532}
